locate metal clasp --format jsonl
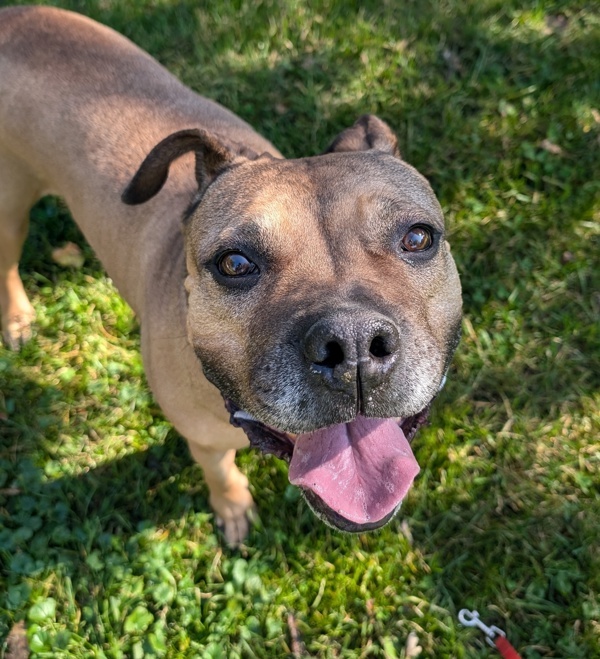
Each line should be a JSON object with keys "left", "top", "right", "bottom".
{"left": 458, "top": 609, "right": 506, "bottom": 648}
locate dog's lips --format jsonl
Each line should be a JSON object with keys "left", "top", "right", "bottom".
{"left": 226, "top": 402, "right": 297, "bottom": 462}
{"left": 224, "top": 398, "right": 431, "bottom": 530}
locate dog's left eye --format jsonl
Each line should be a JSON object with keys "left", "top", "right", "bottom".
{"left": 216, "top": 251, "right": 258, "bottom": 277}
{"left": 400, "top": 225, "right": 433, "bottom": 252}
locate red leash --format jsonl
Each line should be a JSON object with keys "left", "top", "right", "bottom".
{"left": 458, "top": 609, "right": 522, "bottom": 659}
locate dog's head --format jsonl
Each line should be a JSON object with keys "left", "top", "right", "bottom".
{"left": 123, "top": 115, "right": 462, "bottom": 532}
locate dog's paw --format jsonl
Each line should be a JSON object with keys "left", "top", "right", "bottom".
{"left": 2, "top": 309, "right": 35, "bottom": 350}
{"left": 215, "top": 505, "right": 257, "bottom": 547}
{"left": 210, "top": 485, "right": 256, "bottom": 546}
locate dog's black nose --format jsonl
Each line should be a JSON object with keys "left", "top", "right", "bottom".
{"left": 303, "top": 312, "right": 400, "bottom": 394}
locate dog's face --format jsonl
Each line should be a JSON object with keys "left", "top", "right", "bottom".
{"left": 124, "top": 116, "right": 462, "bottom": 532}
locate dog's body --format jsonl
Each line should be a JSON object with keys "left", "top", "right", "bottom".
{"left": 0, "top": 6, "right": 462, "bottom": 543}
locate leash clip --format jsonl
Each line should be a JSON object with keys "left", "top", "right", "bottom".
{"left": 458, "top": 609, "right": 506, "bottom": 648}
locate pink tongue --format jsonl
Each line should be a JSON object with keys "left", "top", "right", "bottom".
{"left": 288, "top": 417, "right": 420, "bottom": 525}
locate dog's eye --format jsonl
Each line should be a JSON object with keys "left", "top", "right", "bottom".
{"left": 400, "top": 226, "right": 433, "bottom": 252}
{"left": 216, "top": 251, "right": 258, "bottom": 277}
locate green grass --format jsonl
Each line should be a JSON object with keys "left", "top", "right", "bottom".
{"left": 1, "top": 0, "right": 599, "bottom": 656}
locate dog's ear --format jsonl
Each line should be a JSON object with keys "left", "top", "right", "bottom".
{"left": 323, "top": 114, "right": 400, "bottom": 157}
{"left": 122, "top": 129, "right": 253, "bottom": 205}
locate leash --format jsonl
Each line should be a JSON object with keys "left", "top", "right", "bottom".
{"left": 458, "top": 609, "right": 522, "bottom": 659}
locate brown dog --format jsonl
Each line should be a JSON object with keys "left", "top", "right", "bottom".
{"left": 0, "top": 6, "right": 462, "bottom": 543}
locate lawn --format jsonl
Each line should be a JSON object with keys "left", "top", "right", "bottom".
{"left": 0, "top": 0, "right": 598, "bottom": 657}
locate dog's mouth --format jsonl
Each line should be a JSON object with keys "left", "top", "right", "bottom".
{"left": 224, "top": 398, "right": 431, "bottom": 533}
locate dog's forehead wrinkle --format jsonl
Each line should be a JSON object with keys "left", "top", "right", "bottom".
{"left": 215, "top": 220, "right": 267, "bottom": 249}
{"left": 302, "top": 163, "right": 444, "bottom": 242}
{"left": 203, "top": 164, "right": 343, "bottom": 274}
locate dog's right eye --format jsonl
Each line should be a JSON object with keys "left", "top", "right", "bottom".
{"left": 400, "top": 225, "right": 434, "bottom": 252}
{"left": 216, "top": 251, "right": 258, "bottom": 277}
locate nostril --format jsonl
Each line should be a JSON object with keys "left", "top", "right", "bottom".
{"left": 315, "top": 341, "right": 345, "bottom": 369}
{"left": 369, "top": 335, "right": 392, "bottom": 359}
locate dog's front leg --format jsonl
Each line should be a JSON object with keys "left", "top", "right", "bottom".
{"left": 0, "top": 153, "right": 40, "bottom": 349}
{"left": 140, "top": 332, "right": 255, "bottom": 545}
{"left": 187, "top": 444, "right": 255, "bottom": 546}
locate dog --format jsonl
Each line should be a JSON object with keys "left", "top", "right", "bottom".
{"left": 0, "top": 6, "right": 462, "bottom": 544}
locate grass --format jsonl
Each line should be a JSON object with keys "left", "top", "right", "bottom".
{"left": 0, "top": 0, "right": 598, "bottom": 656}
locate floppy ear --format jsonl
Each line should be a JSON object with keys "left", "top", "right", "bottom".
{"left": 324, "top": 114, "right": 400, "bottom": 157}
{"left": 122, "top": 129, "right": 252, "bottom": 205}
